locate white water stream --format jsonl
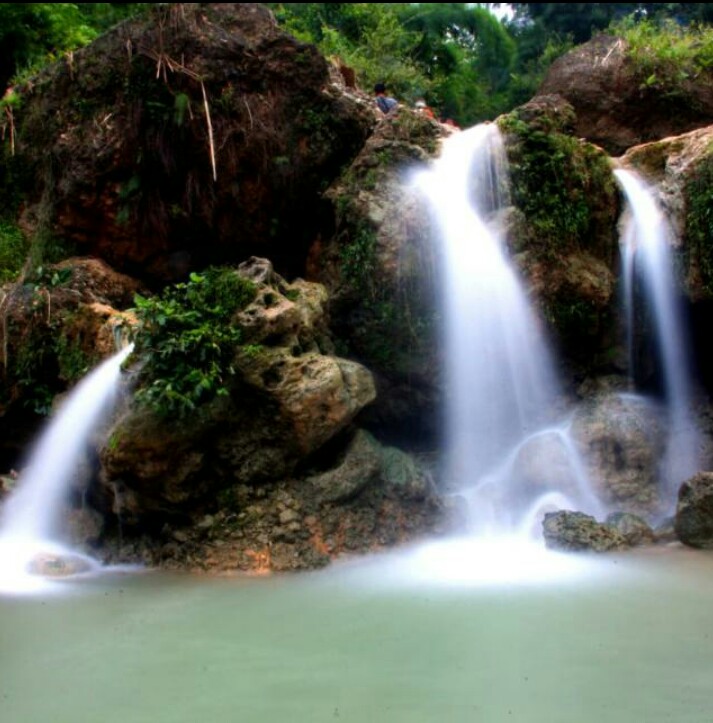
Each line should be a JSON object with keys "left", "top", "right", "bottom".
{"left": 0, "top": 345, "right": 133, "bottom": 593}
{"left": 615, "top": 169, "right": 701, "bottom": 493}
{"left": 415, "top": 124, "right": 600, "bottom": 533}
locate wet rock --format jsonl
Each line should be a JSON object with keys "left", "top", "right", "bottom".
{"left": 101, "top": 263, "right": 376, "bottom": 517}
{"left": 675, "top": 473, "right": 713, "bottom": 548}
{"left": 653, "top": 517, "right": 678, "bottom": 544}
{"left": 605, "top": 512, "right": 656, "bottom": 547}
{"left": 620, "top": 125, "right": 713, "bottom": 305}
{"left": 27, "top": 553, "right": 93, "bottom": 577}
{"left": 308, "top": 430, "right": 382, "bottom": 503}
{"left": 571, "top": 393, "right": 667, "bottom": 517}
{"left": 66, "top": 507, "right": 105, "bottom": 548}
{"left": 543, "top": 510, "right": 628, "bottom": 552}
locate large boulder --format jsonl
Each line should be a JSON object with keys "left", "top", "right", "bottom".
{"left": 100, "top": 428, "right": 445, "bottom": 574}
{"left": 309, "top": 110, "right": 446, "bottom": 443}
{"left": 571, "top": 392, "right": 667, "bottom": 518}
{"left": 536, "top": 35, "right": 713, "bottom": 155}
{"left": 7, "top": 3, "right": 374, "bottom": 283}
{"left": 497, "top": 105, "right": 621, "bottom": 376}
{"left": 100, "top": 259, "right": 376, "bottom": 520}
{"left": 675, "top": 472, "right": 713, "bottom": 548}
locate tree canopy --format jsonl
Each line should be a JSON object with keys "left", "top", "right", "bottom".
{"left": 2, "top": 3, "right": 713, "bottom": 125}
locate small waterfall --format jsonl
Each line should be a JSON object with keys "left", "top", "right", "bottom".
{"left": 615, "top": 169, "right": 700, "bottom": 493}
{"left": 0, "top": 345, "right": 133, "bottom": 591}
{"left": 414, "top": 124, "right": 598, "bottom": 533}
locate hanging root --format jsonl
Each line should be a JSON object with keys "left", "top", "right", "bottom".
{"left": 139, "top": 43, "right": 218, "bottom": 181}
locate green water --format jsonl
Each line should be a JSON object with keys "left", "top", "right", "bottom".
{"left": 2, "top": 544, "right": 713, "bottom": 723}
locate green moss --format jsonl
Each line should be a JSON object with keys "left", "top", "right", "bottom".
{"left": 685, "top": 150, "right": 713, "bottom": 294}
{"left": 55, "top": 326, "right": 92, "bottom": 384}
{"left": 339, "top": 221, "right": 378, "bottom": 298}
{"left": 0, "top": 221, "right": 28, "bottom": 282}
{"left": 499, "top": 110, "right": 617, "bottom": 258}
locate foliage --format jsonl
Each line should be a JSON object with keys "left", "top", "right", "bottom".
{"left": 0, "top": 3, "right": 153, "bottom": 88}
{"left": 0, "top": 220, "right": 28, "bottom": 282}
{"left": 498, "top": 112, "right": 617, "bottom": 255}
{"left": 131, "top": 268, "right": 257, "bottom": 418}
{"left": 509, "top": 4, "right": 713, "bottom": 44}
{"left": 610, "top": 17, "right": 713, "bottom": 95}
{"left": 269, "top": 2, "right": 519, "bottom": 124}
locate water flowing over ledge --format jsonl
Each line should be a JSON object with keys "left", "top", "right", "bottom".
{"left": 0, "top": 345, "right": 134, "bottom": 594}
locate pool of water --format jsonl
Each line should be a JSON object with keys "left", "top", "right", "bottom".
{"left": 2, "top": 540, "right": 713, "bottom": 723}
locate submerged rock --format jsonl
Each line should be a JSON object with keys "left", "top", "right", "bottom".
{"left": 26, "top": 552, "right": 93, "bottom": 578}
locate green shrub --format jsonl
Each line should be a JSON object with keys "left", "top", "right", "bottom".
{"left": 132, "top": 268, "right": 257, "bottom": 418}
{"left": 611, "top": 18, "right": 713, "bottom": 97}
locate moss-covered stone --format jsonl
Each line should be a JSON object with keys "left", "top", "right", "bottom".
{"left": 684, "top": 147, "right": 713, "bottom": 296}
{"left": 498, "top": 110, "right": 619, "bottom": 261}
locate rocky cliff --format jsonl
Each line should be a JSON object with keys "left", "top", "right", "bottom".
{"left": 3, "top": 6, "right": 713, "bottom": 570}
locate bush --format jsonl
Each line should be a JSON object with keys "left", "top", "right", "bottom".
{"left": 132, "top": 268, "right": 257, "bottom": 418}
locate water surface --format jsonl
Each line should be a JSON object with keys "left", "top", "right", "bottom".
{"left": 2, "top": 544, "right": 713, "bottom": 722}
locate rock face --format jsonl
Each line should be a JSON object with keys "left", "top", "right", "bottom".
{"left": 619, "top": 125, "right": 713, "bottom": 300}
{"left": 571, "top": 392, "right": 667, "bottom": 518}
{"left": 310, "top": 109, "right": 446, "bottom": 444}
{"left": 675, "top": 473, "right": 713, "bottom": 548}
{"left": 536, "top": 35, "right": 713, "bottom": 155}
{"left": 498, "top": 104, "right": 621, "bottom": 376}
{"left": 101, "top": 258, "right": 376, "bottom": 518}
{"left": 101, "top": 427, "right": 443, "bottom": 574}
{"left": 0, "top": 257, "right": 140, "bottom": 468}
{"left": 8, "top": 3, "right": 374, "bottom": 283}
{"left": 96, "top": 259, "right": 447, "bottom": 572}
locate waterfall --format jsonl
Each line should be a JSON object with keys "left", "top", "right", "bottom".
{"left": 0, "top": 344, "right": 133, "bottom": 591}
{"left": 615, "top": 169, "right": 701, "bottom": 493}
{"left": 414, "top": 124, "right": 601, "bottom": 533}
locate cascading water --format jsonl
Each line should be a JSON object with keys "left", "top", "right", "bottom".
{"left": 615, "top": 169, "right": 701, "bottom": 494}
{"left": 414, "top": 124, "right": 602, "bottom": 535}
{"left": 0, "top": 344, "right": 133, "bottom": 592}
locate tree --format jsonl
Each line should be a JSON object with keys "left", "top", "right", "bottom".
{"left": 0, "top": 3, "right": 151, "bottom": 90}
{"left": 511, "top": 3, "right": 713, "bottom": 44}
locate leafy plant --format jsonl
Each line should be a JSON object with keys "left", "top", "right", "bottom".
{"left": 611, "top": 17, "right": 713, "bottom": 96}
{"left": 132, "top": 267, "right": 257, "bottom": 418}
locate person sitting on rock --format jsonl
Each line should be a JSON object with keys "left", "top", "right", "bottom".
{"left": 374, "top": 82, "right": 398, "bottom": 114}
